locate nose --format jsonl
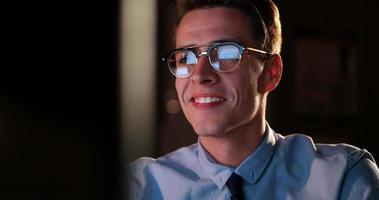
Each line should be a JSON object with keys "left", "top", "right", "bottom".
{"left": 190, "top": 54, "right": 219, "bottom": 85}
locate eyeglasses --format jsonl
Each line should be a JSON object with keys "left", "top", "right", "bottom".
{"left": 162, "top": 42, "right": 272, "bottom": 78}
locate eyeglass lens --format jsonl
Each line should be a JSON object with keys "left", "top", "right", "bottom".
{"left": 168, "top": 44, "right": 242, "bottom": 78}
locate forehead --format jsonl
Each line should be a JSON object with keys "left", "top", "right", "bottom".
{"left": 176, "top": 7, "right": 255, "bottom": 48}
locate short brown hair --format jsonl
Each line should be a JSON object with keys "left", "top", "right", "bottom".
{"left": 173, "top": 0, "right": 282, "bottom": 54}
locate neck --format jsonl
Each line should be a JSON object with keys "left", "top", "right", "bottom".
{"left": 199, "top": 117, "right": 266, "bottom": 167}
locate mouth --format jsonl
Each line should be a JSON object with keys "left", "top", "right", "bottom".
{"left": 192, "top": 97, "right": 225, "bottom": 104}
{"left": 190, "top": 94, "right": 226, "bottom": 108}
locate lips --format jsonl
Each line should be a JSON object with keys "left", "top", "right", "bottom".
{"left": 190, "top": 93, "right": 226, "bottom": 108}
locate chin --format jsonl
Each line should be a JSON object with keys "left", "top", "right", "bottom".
{"left": 192, "top": 123, "right": 227, "bottom": 137}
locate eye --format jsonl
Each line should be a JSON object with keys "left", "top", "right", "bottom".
{"left": 216, "top": 45, "right": 240, "bottom": 60}
{"left": 178, "top": 54, "right": 187, "bottom": 64}
{"left": 176, "top": 51, "right": 197, "bottom": 65}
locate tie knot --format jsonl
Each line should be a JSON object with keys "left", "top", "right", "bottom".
{"left": 226, "top": 173, "right": 244, "bottom": 200}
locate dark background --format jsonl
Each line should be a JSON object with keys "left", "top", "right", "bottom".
{"left": 1, "top": 0, "right": 378, "bottom": 199}
{"left": 1, "top": 1, "right": 121, "bottom": 199}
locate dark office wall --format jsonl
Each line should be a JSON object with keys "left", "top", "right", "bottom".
{"left": 156, "top": 0, "right": 379, "bottom": 158}
{"left": 1, "top": 1, "right": 120, "bottom": 199}
{"left": 274, "top": 0, "right": 379, "bottom": 158}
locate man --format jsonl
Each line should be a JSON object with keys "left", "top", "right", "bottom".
{"left": 129, "top": 0, "right": 379, "bottom": 199}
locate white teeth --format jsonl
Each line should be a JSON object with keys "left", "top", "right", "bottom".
{"left": 194, "top": 97, "right": 225, "bottom": 104}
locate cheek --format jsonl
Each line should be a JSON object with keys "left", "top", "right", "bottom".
{"left": 175, "top": 80, "right": 187, "bottom": 105}
{"left": 244, "top": 63, "right": 264, "bottom": 94}
{"left": 230, "top": 66, "right": 261, "bottom": 110}
{"left": 234, "top": 67, "right": 258, "bottom": 93}
{"left": 175, "top": 79, "right": 184, "bottom": 93}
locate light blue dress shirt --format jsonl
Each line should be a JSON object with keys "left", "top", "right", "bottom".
{"left": 129, "top": 125, "right": 379, "bottom": 199}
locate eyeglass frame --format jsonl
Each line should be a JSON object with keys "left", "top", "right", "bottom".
{"left": 161, "top": 41, "right": 272, "bottom": 78}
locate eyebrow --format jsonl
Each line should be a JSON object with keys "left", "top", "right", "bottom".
{"left": 177, "top": 38, "right": 244, "bottom": 49}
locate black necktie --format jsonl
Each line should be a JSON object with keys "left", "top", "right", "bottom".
{"left": 226, "top": 173, "right": 244, "bottom": 200}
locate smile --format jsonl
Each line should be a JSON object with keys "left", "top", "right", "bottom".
{"left": 192, "top": 97, "right": 225, "bottom": 104}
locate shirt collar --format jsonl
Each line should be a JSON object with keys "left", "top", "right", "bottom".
{"left": 197, "top": 141, "right": 234, "bottom": 189}
{"left": 235, "top": 123, "right": 276, "bottom": 184}
{"left": 197, "top": 123, "right": 277, "bottom": 188}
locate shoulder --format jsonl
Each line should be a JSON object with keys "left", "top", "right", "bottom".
{"left": 340, "top": 156, "right": 379, "bottom": 199}
{"left": 157, "top": 143, "right": 199, "bottom": 165}
{"left": 129, "top": 143, "right": 200, "bottom": 182}
{"left": 128, "top": 143, "right": 199, "bottom": 199}
{"left": 275, "top": 133, "right": 373, "bottom": 164}
{"left": 129, "top": 157, "right": 156, "bottom": 177}
{"left": 274, "top": 132, "right": 379, "bottom": 198}
{"left": 130, "top": 143, "right": 198, "bottom": 167}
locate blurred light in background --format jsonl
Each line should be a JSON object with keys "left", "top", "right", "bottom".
{"left": 166, "top": 99, "right": 181, "bottom": 114}
{"left": 121, "top": 0, "right": 157, "bottom": 162}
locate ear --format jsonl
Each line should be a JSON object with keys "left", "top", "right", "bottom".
{"left": 258, "top": 54, "right": 282, "bottom": 94}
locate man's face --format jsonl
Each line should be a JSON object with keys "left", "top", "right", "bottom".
{"left": 175, "top": 7, "right": 266, "bottom": 137}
